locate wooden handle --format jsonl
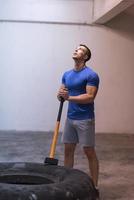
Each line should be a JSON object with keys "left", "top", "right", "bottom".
{"left": 49, "top": 99, "right": 64, "bottom": 158}
{"left": 49, "top": 121, "right": 60, "bottom": 158}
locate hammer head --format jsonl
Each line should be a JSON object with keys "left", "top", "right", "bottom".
{"left": 44, "top": 157, "right": 58, "bottom": 165}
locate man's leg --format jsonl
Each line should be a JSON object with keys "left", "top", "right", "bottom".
{"left": 83, "top": 146, "right": 99, "bottom": 187}
{"left": 64, "top": 143, "right": 76, "bottom": 168}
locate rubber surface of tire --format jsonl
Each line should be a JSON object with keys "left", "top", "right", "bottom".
{"left": 0, "top": 162, "right": 96, "bottom": 200}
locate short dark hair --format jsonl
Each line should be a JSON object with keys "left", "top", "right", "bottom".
{"left": 80, "top": 44, "right": 91, "bottom": 62}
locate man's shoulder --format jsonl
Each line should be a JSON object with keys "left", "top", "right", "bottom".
{"left": 85, "top": 66, "right": 99, "bottom": 78}
{"left": 63, "top": 69, "right": 74, "bottom": 76}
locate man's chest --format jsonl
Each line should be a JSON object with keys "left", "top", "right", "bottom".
{"left": 65, "top": 72, "right": 87, "bottom": 90}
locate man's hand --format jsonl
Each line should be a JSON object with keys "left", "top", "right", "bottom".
{"left": 57, "top": 85, "right": 69, "bottom": 101}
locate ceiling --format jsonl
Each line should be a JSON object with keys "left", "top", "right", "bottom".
{"left": 92, "top": 1, "right": 134, "bottom": 24}
{"left": 124, "top": 4, "right": 134, "bottom": 16}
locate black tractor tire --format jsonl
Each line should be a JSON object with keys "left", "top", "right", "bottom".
{"left": 0, "top": 162, "right": 96, "bottom": 200}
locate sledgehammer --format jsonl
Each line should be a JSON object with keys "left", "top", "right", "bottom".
{"left": 44, "top": 98, "right": 64, "bottom": 165}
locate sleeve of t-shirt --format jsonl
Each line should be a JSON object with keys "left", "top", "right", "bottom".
{"left": 87, "top": 73, "right": 100, "bottom": 88}
{"left": 62, "top": 73, "right": 66, "bottom": 85}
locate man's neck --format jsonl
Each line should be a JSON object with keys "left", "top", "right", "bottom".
{"left": 74, "top": 61, "right": 85, "bottom": 71}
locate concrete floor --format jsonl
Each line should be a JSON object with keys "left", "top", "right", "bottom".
{"left": 0, "top": 131, "right": 133, "bottom": 200}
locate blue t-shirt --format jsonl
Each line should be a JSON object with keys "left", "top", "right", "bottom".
{"left": 62, "top": 66, "right": 99, "bottom": 120}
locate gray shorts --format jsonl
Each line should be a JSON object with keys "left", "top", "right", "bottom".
{"left": 61, "top": 118, "right": 95, "bottom": 147}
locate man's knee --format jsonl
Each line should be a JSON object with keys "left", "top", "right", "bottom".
{"left": 83, "top": 146, "right": 96, "bottom": 158}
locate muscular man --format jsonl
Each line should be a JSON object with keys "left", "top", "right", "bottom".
{"left": 58, "top": 44, "right": 100, "bottom": 199}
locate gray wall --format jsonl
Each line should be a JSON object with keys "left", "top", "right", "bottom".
{"left": 0, "top": 0, "right": 134, "bottom": 133}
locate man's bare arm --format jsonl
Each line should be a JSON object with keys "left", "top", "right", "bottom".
{"left": 68, "top": 85, "right": 98, "bottom": 104}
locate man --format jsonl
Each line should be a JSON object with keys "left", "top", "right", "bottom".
{"left": 57, "top": 44, "right": 100, "bottom": 199}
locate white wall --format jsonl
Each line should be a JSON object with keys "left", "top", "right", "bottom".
{"left": 0, "top": 0, "right": 92, "bottom": 24}
{"left": 0, "top": 1, "right": 134, "bottom": 133}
